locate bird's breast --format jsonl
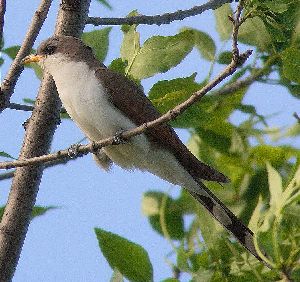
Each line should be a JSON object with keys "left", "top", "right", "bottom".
{"left": 47, "top": 58, "right": 151, "bottom": 168}
{"left": 48, "top": 60, "right": 135, "bottom": 140}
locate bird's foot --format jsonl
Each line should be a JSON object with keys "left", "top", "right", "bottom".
{"left": 112, "top": 130, "right": 127, "bottom": 145}
{"left": 90, "top": 141, "right": 99, "bottom": 153}
{"left": 67, "top": 143, "right": 81, "bottom": 158}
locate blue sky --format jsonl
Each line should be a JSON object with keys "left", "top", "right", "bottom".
{"left": 1, "top": 1, "right": 300, "bottom": 281}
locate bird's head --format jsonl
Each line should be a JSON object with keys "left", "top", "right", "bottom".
{"left": 22, "top": 36, "right": 96, "bottom": 70}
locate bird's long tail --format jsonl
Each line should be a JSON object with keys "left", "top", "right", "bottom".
{"left": 185, "top": 178, "right": 270, "bottom": 268}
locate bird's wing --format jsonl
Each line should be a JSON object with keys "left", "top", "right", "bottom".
{"left": 94, "top": 67, "right": 270, "bottom": 266}
{"left": 94, "top": 66, "right": 228, "bottom": 183}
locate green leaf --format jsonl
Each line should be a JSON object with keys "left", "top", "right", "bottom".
{"left": 182, "top": 27, "right": 216, "bottom": 61}
{"left": 177, "top": 245, "right": 191, "bottom": 272}
{"left": 193, "top": 29, "right": 216, "bottom": 61}
{"left": 120, "top": 10, "right": 140, "bottom": 64}
{"left": 142, "top": 191, "right": 185, "bottom": 240}
{"left": 31, "top": 206, "right": 57, "bottom": 218}
{"left": 2, "top": 45, "right": 20, "bottom": 59}
{"left": 238, "top": 17, "right": 272, "bottom": 51}
{"left": 161, "top": 279, "right": 179, "bottom": 282}
{"left": 265, "top": 1, "right": 289, "bottom": 13}
{"left": 196, "top": 203, "right": 233, "bottom": 264}
{"left": 127, "top": 30, "right": 194, "bottom": 80}
{"left": 195, "top": 125, "right": 232, "bottom": 154}
{"left": 267, "top": 163, "right": 283, "bottom": 215}
{"left": 217, "top": 51, "right": 232, "bottom": 65}
{"left": 193, "top": 268, "right": 214, "bottom": 281}
{"left": 95, "top": 228, "right": 153, "bottom": 282}
{"left": 30, "top": 63, "right": 43, "bottom": 80}
{"left": 149, "top": 74, "right": 202, "bottom": 113}
{"left": 23, "top": 98, "right": 35, "bottom": 104}
{"left": 0, "top": 206, "right": 56, "bottom": 221}
{"left": 250, "top": 145, "right": 299, "bottom": 167}
{"left": 0, "top": 57, "right": 4, "bottom": 66}
{"left": 258, "top": 164, "right": 300, "bottom": 234}
{"left": 214, "top": 3, "right": 233, "bottom": 41}
{"left": 82, "top": 27, "right": 112, "bottom": 62}
{"left": 0, "top": 151, "right": 16, "bottom": 159}
{"left": 281, "top": 47, "right": 300, "bottom": 83}
{"left": 95, "top": 0, "right": 112, "bottom": 10}
{"left": 108, "top": 58, "right": 127, "bottom": 75}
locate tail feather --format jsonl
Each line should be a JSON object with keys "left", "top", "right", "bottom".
{"left": 187, "top": 179, "right": 271, "bottom": 268}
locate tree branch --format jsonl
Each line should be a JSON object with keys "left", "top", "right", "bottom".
{"left": 7, "top": 102, "right": 67, "bottom": 114}
{"left": 0, "top": 0, "right": 6, "bottom": 44}
{"left": 0, "top": 0, "right": 91, "bottom": 280}
{"left": 214, "top": 55, "right": 278, "bottom": 96}
{"left": 0, "top": 157, "right": 77, "bottom": 181}
{"left": 86, "top": 0, "right": 234, "bottom": 26}
{"left": 0, "top": 48, "right": 252, "bottom": 170}
{"left": 0, "top": 0, "right": 52, "bottom": 112}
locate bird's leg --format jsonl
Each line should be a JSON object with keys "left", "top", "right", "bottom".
{"left": 90, "top": 141, "right": 99, "bottom": 154}
{"left": 67, "top": 143, "right": 81, "bottom": 158}
{"left": 112, "top": 129, "right": 127, "bottom": 145}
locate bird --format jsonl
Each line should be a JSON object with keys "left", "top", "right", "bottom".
{"left": 22, "top": 35, "right": 263, "bottom": 264}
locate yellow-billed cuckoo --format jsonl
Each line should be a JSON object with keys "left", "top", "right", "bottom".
{"left": 22, "top": 36, "right": 262, "bottom": 263}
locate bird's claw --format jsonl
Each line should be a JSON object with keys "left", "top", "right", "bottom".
{"left": 90, "top": 141, "right": 99, "bottom": 153}
{"left": 68, "top": 143, "right": 81, "bottom": 158}
{"left": 112, "top": 130, "right": 127, "bottom": 145}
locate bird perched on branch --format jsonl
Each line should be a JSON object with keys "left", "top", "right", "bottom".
{"left": 22, "top": 35, "right": 263, "bottom": 264}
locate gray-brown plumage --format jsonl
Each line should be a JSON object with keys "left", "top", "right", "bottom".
{"left": 24, "top": 35, "right": 265, "bottom": 265}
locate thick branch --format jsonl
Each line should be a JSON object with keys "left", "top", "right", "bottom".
{"left": 86, "top": 0, "right": 234, "bottom": 26}
{"left": 0, "top": 0, "right": 52, "bottom": 112}
{"left": 0, "top": 0, "right": 91, "bottom": 281}
{"left": 0, "top": 0, "right": 6, "bottom": 43}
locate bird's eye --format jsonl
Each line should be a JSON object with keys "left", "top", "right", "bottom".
{"left": 44, "top": 45, "right": 56, "bottom": 55}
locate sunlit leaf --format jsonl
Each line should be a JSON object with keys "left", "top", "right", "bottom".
{"left": 281, "top": 47, "right": 300, "bottom": 83}
{"left": 142, "top": 191, "right": 185, "bottom": 240}
{"left": 214, "top": 3, "right": 233, "bottom": 41}
{"left": 0, "top": 151, "right": 15, "bottom": 159}
{"left": 0, "top": 206, "right": 56, "bottom": 221}
{"left": 182, "top": 27, "right": 216, "bottom": 61}
{"left": 95, "top": 0, "right": 112, "bottom": 10}
{"left": 2, "top": 45, "right": 20, "bottom": 59}
{"left": 238, "top": 17, "right": 272, "bottom": 51}
{"left": 127, "top": 30, "right": 194, "bottom": 80}
{"left": 95, "top": 228, "right": 153, "bottom": 282}
{"left": 82, "top": 27, "right": 112, "bottom": 62}
{"left": 121, "top": 10, "right": 140, "bottom": 64}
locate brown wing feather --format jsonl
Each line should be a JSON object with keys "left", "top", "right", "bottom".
{"left": 94, "top": 67, "right": 228, "bottom": 183}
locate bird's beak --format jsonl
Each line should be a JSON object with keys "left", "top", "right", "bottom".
{"left": 21, "top": 54, "right": 44, "bottom": 64}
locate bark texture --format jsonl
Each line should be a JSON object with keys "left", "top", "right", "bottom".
{"left": 0, "top": 0, "right": 91, "bottom": 281}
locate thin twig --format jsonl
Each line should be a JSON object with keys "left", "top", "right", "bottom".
{"left": 7, "top": 102, "right": 34, "bottom": 112}
{"left": 0, "top": 0, "right": 52, "bottom": 112}
{"left": 214, "top": 55, "right": 278, "bottom": 96}
{"left": 293, "top": 112, "right": 300, "bottom": 124}
{"left": 0, "top": 0, "right": 6, "bottom": 43}
{"left": 86, "top": 0, "right": 234, "bottom": 26}
{"left": 7, "top": 102, "right": 67, "bottom": 114}
{"left": 0, "top": 157, "right": 77, "bottom": 181}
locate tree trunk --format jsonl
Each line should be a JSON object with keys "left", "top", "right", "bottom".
{"left": 0, "top": 0, "right": 91, "bottom": 280}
